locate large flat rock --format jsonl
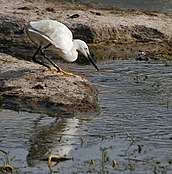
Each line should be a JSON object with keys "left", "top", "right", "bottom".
{"left": 0, "top": 53, "right": 99, "bottom": 115}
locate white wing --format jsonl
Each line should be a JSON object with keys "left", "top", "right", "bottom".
{"left": 28, "top": 20, "right": 73, "bottom": 54}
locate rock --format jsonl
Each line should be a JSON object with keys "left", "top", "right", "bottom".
{"left": 0, "top": 53, "right": 99, "bottom": 115}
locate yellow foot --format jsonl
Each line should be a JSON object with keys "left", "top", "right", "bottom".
{"left": 48, "top": 67, "right": 74, "bottom": 76}
{"left": 48, "top": 67, "right": 58, "bottom": 72}
{"left": 47, "top": 155, "right": 72, "bottom": 168}
{"left": 59, "top": 69, "right": 75, "bottom": 76}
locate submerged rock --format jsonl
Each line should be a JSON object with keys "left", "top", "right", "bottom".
{"left": 0, "top": 53, "right": 99, "bottom": 116}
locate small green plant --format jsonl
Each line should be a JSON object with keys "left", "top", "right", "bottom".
{"left": 100, "top": 147, "right": 110, "bottom": 173}
{"left": 87, "top": 147, "right": 111, "bottom": 173}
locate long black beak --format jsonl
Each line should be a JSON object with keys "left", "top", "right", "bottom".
{"left": 87, "top": 53, "right": 99, "bottom": 71}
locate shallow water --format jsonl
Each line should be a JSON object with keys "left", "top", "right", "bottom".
{"left": 82, "top": 0, "right": 172, "bottom": 14}
{"left": 0, "top": 59, "right": 172, "bottom": 173}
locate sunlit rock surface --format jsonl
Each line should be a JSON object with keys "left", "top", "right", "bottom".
{"left": 0, "top": 53, "right": 99, "bottom": 115}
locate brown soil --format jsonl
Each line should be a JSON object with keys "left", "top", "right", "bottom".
{"left": 0, "top": 0, "right": 172, "bottom": 61}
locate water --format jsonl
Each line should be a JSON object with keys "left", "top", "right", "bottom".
{"left": 0, "top": 59, "right": 172, "bottom": 173}
{"left": 60, "top": 0, "right": 172, "bottom": 14}
{"left": 83, "top": 0, "right": 172, "bottom": 14}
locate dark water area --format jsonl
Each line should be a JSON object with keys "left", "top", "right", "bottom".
{"left": 92, "top": 0, "right": 172, "bottom": 13}
{"left": 62, "top": 0, "right": 172, "bottom": 14}
{"left": 0, "top": 59, "right": 172, "bottom": 173}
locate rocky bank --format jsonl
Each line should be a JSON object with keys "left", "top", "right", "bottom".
{"left": 1, "top": 0, "right": 172, "bottom": 61}
{"left": 0, "top": 53, "right": 99, "bottom": 115}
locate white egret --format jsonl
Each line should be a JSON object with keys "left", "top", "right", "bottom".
{"left": 25, "top": 19, "right": 99, "bottom": 75}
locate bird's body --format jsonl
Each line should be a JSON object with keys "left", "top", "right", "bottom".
{"left": 25, "top": 19, "right": 99, "bottom": 73}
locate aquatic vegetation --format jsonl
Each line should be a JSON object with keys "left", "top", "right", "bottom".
{"left": 155, "top": 48, "right": 172, "bottom": 60}
{"left": 87, "top": 146, "right": 113, "bottom": 173}
{"left": 0, "top": 150, "right": 16, "bottom": 173}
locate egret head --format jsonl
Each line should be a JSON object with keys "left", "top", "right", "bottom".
{"left": 74, "top": 39, "right": 99, "bottom": 71}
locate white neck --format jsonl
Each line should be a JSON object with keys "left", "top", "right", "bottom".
{"left": 62, "top": 40, "right": 79, "bottom": 62}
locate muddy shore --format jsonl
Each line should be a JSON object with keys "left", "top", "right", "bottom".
{"left": 1, "top": 0, "right": 172, "bottom": 61}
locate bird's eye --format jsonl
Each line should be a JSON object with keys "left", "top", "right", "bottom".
{"left": 84, "top": 47, "right": 88, "bottom": 50}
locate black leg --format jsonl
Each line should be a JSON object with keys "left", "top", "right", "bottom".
{"left": 40, "top": 48, "right": 61, "bottom": 71}
{"left": 32, "top": 44, "right": 74, "bottom": 76}
{"left": 32, "top": 46, "right": 50, "bottom": 69}
{"left": 42, "top": 43, "right": 52, "bottom": 50}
